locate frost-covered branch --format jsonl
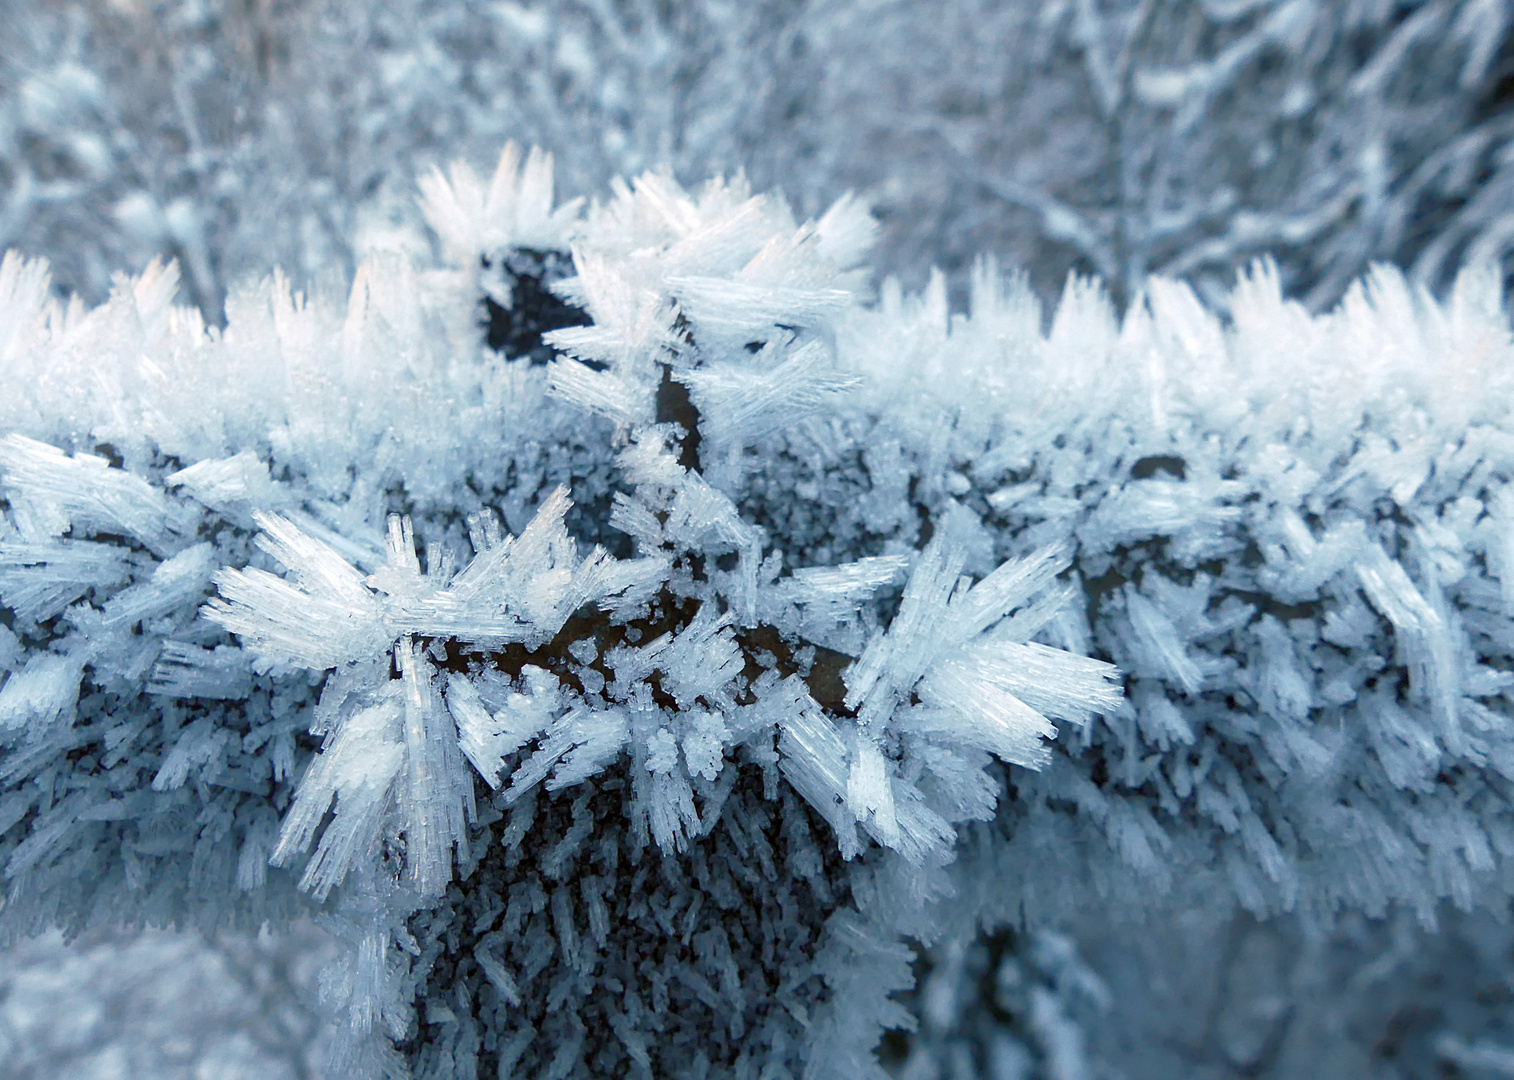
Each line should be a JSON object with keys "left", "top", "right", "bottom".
{"left": 6, "top": 134, "right": 1514, "bottom": 1078}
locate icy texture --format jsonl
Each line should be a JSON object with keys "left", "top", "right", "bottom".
{"left": 6, "top": 141, "right": 1514, "bottom": 1078}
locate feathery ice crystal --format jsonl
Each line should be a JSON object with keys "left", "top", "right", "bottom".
{"left": 0, "top": 145, "right": 1120, "bottom": 1078}
{"left": 6, "top": 139, "right": 1514, "bottom": 1077}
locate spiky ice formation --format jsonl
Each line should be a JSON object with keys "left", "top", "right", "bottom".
{"left": 6, "top": 139, "right": 1514, "bottom": 1078}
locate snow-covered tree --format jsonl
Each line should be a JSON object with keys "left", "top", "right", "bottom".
{"left": 798, "top": 0, "right": 1514, "bottom": 309}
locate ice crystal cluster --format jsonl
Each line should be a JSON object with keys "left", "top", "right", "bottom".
{"left": 3, "top": 141, "right": 1514, "bottom": 1078}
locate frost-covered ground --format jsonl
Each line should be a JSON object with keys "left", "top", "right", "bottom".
{"left": 8, "top": 2, "right": 1514, "bottom": 1079}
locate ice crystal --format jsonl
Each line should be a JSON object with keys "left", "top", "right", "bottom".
{"left": 5, "top": 138, "right": 1514, "bottom": 1078}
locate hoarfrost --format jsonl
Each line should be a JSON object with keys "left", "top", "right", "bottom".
{"left": 11, "top": 137, "right": 1514, "bottom": 1080}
